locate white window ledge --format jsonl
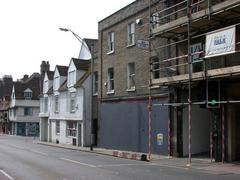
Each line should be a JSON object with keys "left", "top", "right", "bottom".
{"left": 106, "top": 90, "right": 115, "bottom": 95}
{"left": 93, "top": 93, "right": 98, "bottom": 96}
{"left": 126, "top": 88, "right": 136, "bottom": 92}
{"left": 127, "top": 43, "right": 135, "bottom": 48}
{"left": 107, "top": 51, "right": 114, "bottom": 55}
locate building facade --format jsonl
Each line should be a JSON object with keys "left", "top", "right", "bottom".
{"left": 0, "top": 75, "right": 13, "bottom": 134}
{"left": 9, "top": 73, "right": 41, "bottom": 136}
{"left": 98, "top": 0, "right": 169, "bottom": 155}
{"left": 149, "top": 0, "right": 240, "bottom": 162}
{"left": 39, "top": 58, "right": 93, "bottom": 147}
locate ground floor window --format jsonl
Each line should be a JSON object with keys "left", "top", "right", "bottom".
{"left": 56, "top": 120, "right": 60, "bottom": 135}
{"left": 66, "top": 121, "right": 77, "bottom": 137}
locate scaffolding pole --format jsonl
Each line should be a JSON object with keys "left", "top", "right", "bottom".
{"left": 148, "top": 0, "right": 152, "bottom": 161}
{"left": 222, "top": 104, "right": 225, "bottom": 163}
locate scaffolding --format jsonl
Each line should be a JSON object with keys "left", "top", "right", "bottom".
{"left": 148, "top": 0, "right": 240, "bottom": 164}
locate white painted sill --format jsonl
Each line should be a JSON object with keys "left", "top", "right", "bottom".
{"left": 107, "top": 51, "right": 114, "bottom": 55}
{"left": 106, "top": 90, "right": 115, "bottom": 95}
{"left": 126, "top": 88, "right": 136, "bottom": 92}
{"left": 126, "top": 43, "right": 135, "bottom": 48}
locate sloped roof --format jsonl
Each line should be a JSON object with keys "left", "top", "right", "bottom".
{"left": 58, "top": 80, "right": 67, "bottom": 92}
{"left": 56, "top": 65, "right": 68, "bottom": 76}
{"left": 74, "top": 70, "right": 91, "bottom": 88}
{"left": 47, "top": 71, "right": 54, "bottom": 80}
{"left": 47, "top": 86, "right": 53, "bottom": 95}
{"left": 13, "top": 73, "right": 40, "bottom": 100}
{"left": 72, "top": 58, "right": 90, "bottom": 71}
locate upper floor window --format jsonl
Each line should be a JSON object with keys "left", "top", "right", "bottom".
{"left": 93, "top": 72, "right": 98, "bottom": 95}
{"left": 152, "top": 57, "right": 160, "bottom": 79}
{"left": 24, "top": 107, "right": 33, "bottom": 116}
{"left": 43, "top": 80, "right": 48, "bottom": 93}
{"left": 107, "top": 68, "right": 114, "bottom": 93}
{"left": 152, "top": 12, "right": 160, "bottom": 29}
{"left": 54, "top": 76, "right": 60, "bottom": 91}
{"left": 127, "top": 23, "right": 135, "bottom": 46}
{"left": 68, "top": 71, "right": 75, "bottom": 87}
{"left": 107, "top": 32, "right": 115, "bottom": 53}
{"left": 24, "top": 89, "right": 32, "bottom": 99}
{"left": 70, "top": 92, "right": 76, "bottom": 113}
{"left": 44, "top": 97, "right": 48, "bottom": 113}
{"left": 55, "top": 95, "right": 59, "bottom": 113}
{"left": 127, "top": 63, "right": 135, "bottom": 90}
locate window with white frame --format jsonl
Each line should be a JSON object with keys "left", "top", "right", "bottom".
{"left": 43, "top": 80, "right": 48, "bottom": 93}
{"left": 107, "top": 68, "right": 114, "bottom": 93}
{"left": 107, "top": 32, "right": 115, "bottom": 53}
{"left": 68, "top": 70, "right": 75, "bottom": 87}
{"left": 66, "top": 121, "right": 77, "bottom": 137}
{"left": 55, "top": 95, "right": 59, "bottom": 113}
{"left": 152, "top": 57, "right": 160, "bottom": 79}
{"left": 54, "top": 76, "right": 60, "bottom": 91}
{"left": 44, "top": 97, "right": 48, "bottom": 113}
{"left": 152, "top": 12, "right": 160, "bottom": 29}
{"left": 127, "top": 63, "right": 135, "bottom": 90}
{"left": 24, "top": 91, "right": 32, "bottom": 99}
{"left": 127, "top": 23, "right": 135, "bottom": 46}
{"left": 70, "top": 92, "right": 76, "bottom": 112}
{"left": 56, "top": 120, "right": 60, "bottom": 135}
{"left": 93, "top": 72, "right": 98, "bottom": 95}
{"left": 24, "top": 107, "right": 33, "bottom": 116}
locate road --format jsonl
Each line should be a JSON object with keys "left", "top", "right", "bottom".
{"left": 0, "top": 135, "right": 239, "bottom": 180}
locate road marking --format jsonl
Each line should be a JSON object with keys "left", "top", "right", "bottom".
{"left": 30, "top": 150, "right": 48, "bottom": 156}
{"left": 151, "top": 163, "right": 189, "bottom": 170}
{"left": 60, "top": 158, "right": 96, "bottom": 168}
{"left": 0, "top": 170, "right": 14, "bottom": 180}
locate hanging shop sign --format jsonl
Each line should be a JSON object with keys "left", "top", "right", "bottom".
{"left": 205, "top": 26, "right": 236, "bottom": 58}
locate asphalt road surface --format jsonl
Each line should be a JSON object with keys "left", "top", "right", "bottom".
{"left": 0, "top": 135, "right": 239, "bottom": 180}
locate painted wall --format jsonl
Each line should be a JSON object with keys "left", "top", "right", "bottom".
{"left": 182, "top": 105, "right": 212, "bottom": 156}
{"left": 50, "top": 120, "right": 82, "bottom": 145}
{"left": 99, "top": 98, "right": 169, "bottom": 155}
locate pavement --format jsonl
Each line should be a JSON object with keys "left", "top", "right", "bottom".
{"left": 36, "top": 140, "right": 240, "bottom": 175}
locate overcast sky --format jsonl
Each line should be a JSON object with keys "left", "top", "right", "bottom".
{"left": 0, "top": 0, "right": 135, "bottom": 80}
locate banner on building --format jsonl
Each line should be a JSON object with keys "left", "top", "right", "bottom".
{"left": 205, "top": 26, "right": 236, "bottom": 58}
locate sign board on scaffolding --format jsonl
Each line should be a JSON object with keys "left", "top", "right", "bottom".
{"left": 205, "top": 26, "right": 236, "bottom": 58}
{"left": 157, "top": 133, "right": 163, "bottom": 146}
{"left": 136, "top": 40, "right": 149, "bottom": 50}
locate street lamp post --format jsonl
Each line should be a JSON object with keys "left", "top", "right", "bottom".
{"left": 59, "top": 27, "right": 94, "bottom": 150}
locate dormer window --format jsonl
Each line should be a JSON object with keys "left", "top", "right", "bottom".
{"left": 24, "top": 89, "right": 33, "bottom": 99}
{"left": 68, "top": 70, "right": 75, "bottom": 87}
{"left": 43, "top": 80, "right": 48, "bottom": 93}
{"left": 54, "top": 76, "right": 60, "bottom": 91}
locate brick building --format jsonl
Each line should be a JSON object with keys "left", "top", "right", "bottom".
{"left": 149, "top": 0, "right": 240, "bottom": 162}
{"left": 98, "top": 0, "right": 169, "bottom": 155}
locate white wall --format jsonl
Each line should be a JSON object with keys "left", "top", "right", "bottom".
{"left": 49, "top": 89, "right": 84, "bottom": 120}
{"left": 183, "top": 106, "right": 213, "bottom": 156}
{"left": 50, "top": 120, "right": 78, "bottom": 145}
